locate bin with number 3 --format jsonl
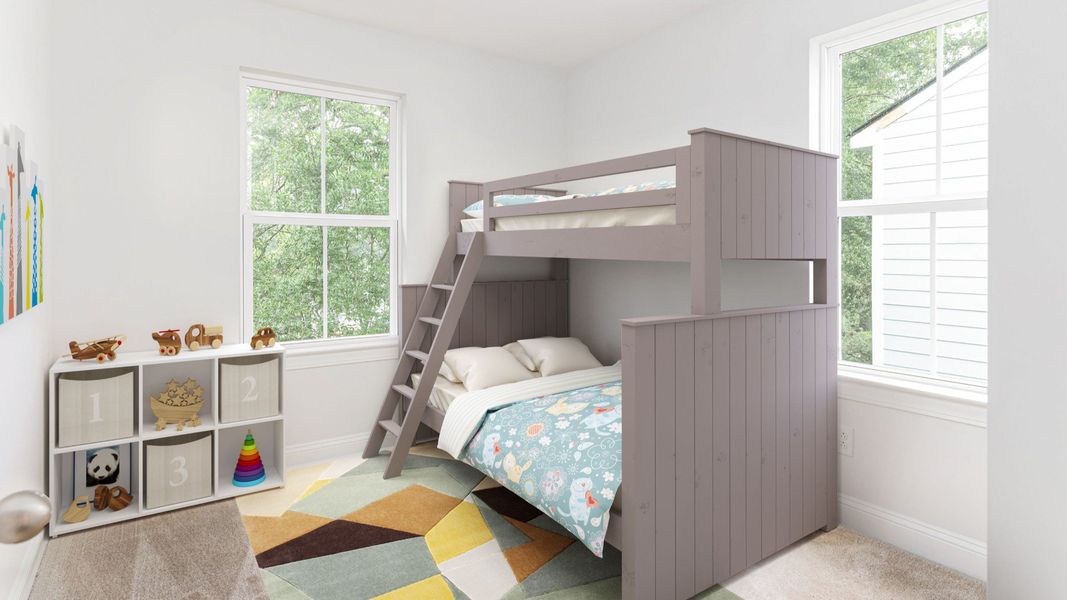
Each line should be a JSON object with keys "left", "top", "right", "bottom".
{"left": 145, "top": 432, "right": 212, "bottom": 509}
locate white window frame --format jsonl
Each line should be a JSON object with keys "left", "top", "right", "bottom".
{"left": 239, "top": 70, "right": 403, "bottom": 353}
{"left": 811, "top": 0, "right": 988, "bottom": 393}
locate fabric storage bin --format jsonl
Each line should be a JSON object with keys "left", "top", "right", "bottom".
{"left": 57, "top": 369, "right": 135, "bottom": 447}
{"left": 219, "top": 355, "right": 279, "bottom": 423}
{"left": 144, "top": 432, "right": 212, "bottom": 509}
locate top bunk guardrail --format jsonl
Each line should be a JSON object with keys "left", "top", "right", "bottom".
{"left": 448, "top": 127, "right": 838, "bottom": 270}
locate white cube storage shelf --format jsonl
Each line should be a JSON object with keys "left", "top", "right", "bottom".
{"left": 48, "top": 343, "right": 285, "bottom": 536}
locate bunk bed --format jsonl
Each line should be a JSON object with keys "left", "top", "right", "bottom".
{"left": 363, "top": 128, "right": 840, "bottom": 600}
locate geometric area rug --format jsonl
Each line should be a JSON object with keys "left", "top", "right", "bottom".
{"left": 240, "top": 445, "right": 740, "bottom": 599}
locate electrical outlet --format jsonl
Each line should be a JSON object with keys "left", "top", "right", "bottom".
{"left": 838, "top": 427, "right": 854, "bottom": 457}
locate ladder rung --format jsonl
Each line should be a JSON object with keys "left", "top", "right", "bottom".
{"left": 419, "top": 317, "right": 442, "bottom": 327}
{"left": 406, "top": 350, "right": 429, "bottom": 362}
{"left": 378, "top": 419, "right": 402, "bottom": 437}
{"left": 392, "top": 384, "right": 415, "bottom": 399}
{"left": 431, "top": 284, "right": 454, "bottom": 291}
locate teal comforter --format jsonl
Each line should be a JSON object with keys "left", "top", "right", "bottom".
{"left": 460, "top": 379, "right": 623, "bottom": 557}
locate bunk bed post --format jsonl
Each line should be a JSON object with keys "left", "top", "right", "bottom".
{"left": 688, "top": 130, "right": 723, "bottom": 315}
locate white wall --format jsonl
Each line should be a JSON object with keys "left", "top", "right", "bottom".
{"left": 0, "top": 0, "right": 52, "bottom": 595}
{"left": 47, "top": 0, "right": 567, "bottom": 462}
{"left": 563, "top": 0, "right": 988, "bottom": 579}
{"left": 987, "top": 0, "right": 1067, "bottom": 596}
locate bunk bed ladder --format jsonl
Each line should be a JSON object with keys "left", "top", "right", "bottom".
{"left": 363, "top": 232, "right": 486, "bottom": 479}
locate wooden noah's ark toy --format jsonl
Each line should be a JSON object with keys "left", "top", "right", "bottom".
{"left": 185, "top": 323, "right": 223, "bottom": 350}
{"left": 68, "top": 335, "right": 127, "bottom": 362}
{"left": 152, "top": 329, "right": 182, "bottom": 355}
{"left": 149, "top": 378, "right": 204, "bottom": 431}
{"left": 250, "top": 327, "right": 277, "bottom": 349}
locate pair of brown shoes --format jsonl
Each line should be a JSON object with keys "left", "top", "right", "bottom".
{"left": 93, "top": 485, "right": 133, "bottom": 511}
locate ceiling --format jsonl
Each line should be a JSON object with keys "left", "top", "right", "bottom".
{"left": 260, "top": 0, "right": 713, "bottom": 67}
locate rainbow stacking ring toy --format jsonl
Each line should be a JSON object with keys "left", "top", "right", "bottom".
{"left": 232, "top": 430, "right": 267, "bottom": 487}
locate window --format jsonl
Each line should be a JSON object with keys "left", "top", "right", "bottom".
{"left": 818, "top": 2, "right": 988, "bottom": 385}
{"left": 241, "top": 74, "right": 400, "bottom": 346}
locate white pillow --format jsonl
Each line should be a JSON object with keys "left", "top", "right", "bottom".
{"left": 443, "top": 346, "right": 537, "bottom": 391}
{"left": 504, "top": 342, "right": 538, "bottom": 371}
{"left": 438, "top": 361, "right": 461, "bottom": 383}
{"left": 516, "top": 337, "right": 602, "bottom": 377}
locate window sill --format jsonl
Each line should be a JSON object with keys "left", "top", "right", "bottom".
{"left": 284, "top": 336, "right": 400, "bottom": 371}
{"left": 838, "top": 364, "right": 987, "bottom": 428}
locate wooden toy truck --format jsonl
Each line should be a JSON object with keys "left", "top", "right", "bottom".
{"left": 185, "top": 324, "right": 223, "bottom": 351}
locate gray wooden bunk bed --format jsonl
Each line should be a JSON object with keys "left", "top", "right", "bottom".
{"left": 363, "top": 128, "right": 839, "bottom": 600}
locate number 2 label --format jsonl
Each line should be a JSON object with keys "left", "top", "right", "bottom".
{"left": 241, "top": 376, "right": 258, "bottom": 404}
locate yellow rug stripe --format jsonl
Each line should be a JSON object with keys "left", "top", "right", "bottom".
{"left": 424, "top": 500, "right": 493, "bottom": 564}
{"left": 372, "top": 574, "right": 455, "bottom": 599}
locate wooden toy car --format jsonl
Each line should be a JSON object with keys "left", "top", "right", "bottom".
{"left": 68, "top": 335, "right": 126, "bottom": 362}
{"left": 185, "top": 324, "right": 223, "bottom": 351}
{"left": 250, "top": 327, "right": 277, "bottom": 349}
{"left": 152, "top": 329, "right": 182, "bottom": 355}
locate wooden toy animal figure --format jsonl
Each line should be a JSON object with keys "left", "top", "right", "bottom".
{"left": 185, "top": 323, "right": 223, "bottom": 350}
{"left": 502, "top": 452, "right": 532, "bottom": 483}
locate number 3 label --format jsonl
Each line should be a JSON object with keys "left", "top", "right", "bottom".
{"left": 169, "top": 456, "right": 188, "bottom": 487}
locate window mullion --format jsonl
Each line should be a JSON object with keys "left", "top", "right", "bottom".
{"left": 935, "top": 24, "right": 944, "bottom": 197}
{"left": 929, "top": 212, "right": 938, "bottom": 377}
{"left": 320, "top": 97, "right": 328, "bottom": 340}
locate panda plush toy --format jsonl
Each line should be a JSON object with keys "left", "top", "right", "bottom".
{"left": 86, "top": 447, "right": 120, "bottom": 486}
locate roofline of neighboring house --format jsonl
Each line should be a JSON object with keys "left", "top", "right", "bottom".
{"left": 848, "top": 44, "right": 988, "bottom": 143}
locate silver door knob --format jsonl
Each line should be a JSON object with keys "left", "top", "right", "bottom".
{"left": 0, "top": 491, "right": 51, "bottom": 543}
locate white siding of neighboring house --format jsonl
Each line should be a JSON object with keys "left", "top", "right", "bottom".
{"left": 860, "top": 51, "right": 988, "bottom": 381}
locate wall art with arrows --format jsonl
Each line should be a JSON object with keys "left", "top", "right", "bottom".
{"left": 2, "top": 124, "right": 44, "bottom": 326}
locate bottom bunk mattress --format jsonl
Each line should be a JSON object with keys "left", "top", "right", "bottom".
{"left": 437, "top": 365, "right": 622, "bottom": 557}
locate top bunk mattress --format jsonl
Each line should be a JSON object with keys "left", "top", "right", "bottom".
{"left": 461, "top": 180, "right": 676, "bottom": 232}
{"left": 461, "top": 204, "right": 675, "bottom": 232}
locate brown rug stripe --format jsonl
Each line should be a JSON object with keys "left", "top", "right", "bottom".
{"left": 503, "top": 517, "right": 575, "bottom": 582}
{"left": 255, "top": 520, "right": 416, "bottom": 569}
{"left": 241, "top": 511, "right": 333, "bottom": 555}
{"left": 343, "top": 484, "right": 462, "bottom": 536}
{"left": 473, "top": 487, "right": 543, "bottom": 522}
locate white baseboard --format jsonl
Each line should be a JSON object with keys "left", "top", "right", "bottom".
{"left": 8, "top": 533, "right": 46, "bottom": 600}
{"left": 839, "top": 494, "right": 987, "bottom": 581}
{"left": 286, "top": 432, "right": 370, "bottom": 467}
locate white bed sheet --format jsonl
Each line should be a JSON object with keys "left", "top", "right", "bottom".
{"left": 460, "top": 205, "right": 675, "bottom": 232}
{"left": 410, "top": 373, "right": 468, "bottom": 412}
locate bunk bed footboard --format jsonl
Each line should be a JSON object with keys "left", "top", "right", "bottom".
{"left": 621, "top": 306, "right": 838, "bottom": 599}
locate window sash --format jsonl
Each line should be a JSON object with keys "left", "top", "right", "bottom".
{"left": 239, "top": 72, "right": 402, "bottom": 345}
{"left": 816, "top": 0, "right": 988, "bottom": 387}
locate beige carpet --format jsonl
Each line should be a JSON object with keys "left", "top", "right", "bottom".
{"left": 723, "top": 527, "right": 986, "bottom": 600}
{"left": 30, "top": 500, "right": 265, "bottom": 600}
